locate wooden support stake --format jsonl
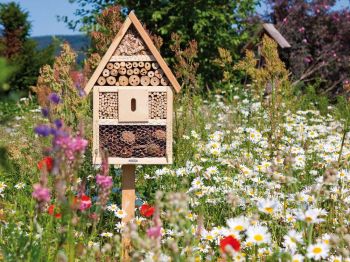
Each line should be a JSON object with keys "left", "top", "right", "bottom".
{"left": 121, "top": 165, "right": 136, "bottom": 261}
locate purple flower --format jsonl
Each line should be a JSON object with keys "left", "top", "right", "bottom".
{"left": 54, "top": 119, "right": 63, "bottom": 129}
{"left": 48, "top": 93, "right": 61, "bottom": 104}
{"left": 78, "top": 88, "right": 86, "bottom": 97}
{"left": 34, "top": 125, "right": 52, "bottom": 137}
{"left": 147, "top": 226, "right": 162, "bottom": 239}
{"left": 96, "top": 175, "right": 113, "bottom": 189}
{"left": 32, "top": 184, "right": 50, "bottom": 203}
{"left": 41, "top": 108, "right": 49, "bottom": 118}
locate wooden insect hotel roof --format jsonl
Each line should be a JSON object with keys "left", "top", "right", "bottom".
{"left": 262, "top": 23, "right": 291, "bottom": 49}
{"left": 84, "top": 11, "right": 181, "bottom": 95}
{"left": 244, "top": 23, "right": 291, "bottom": 51}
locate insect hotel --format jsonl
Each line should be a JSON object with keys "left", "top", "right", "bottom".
{"left": 84, "top": 11, "right": 181, "bottom": 165}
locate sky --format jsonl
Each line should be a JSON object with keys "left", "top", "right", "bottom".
{"left": 0, "top": 0, "right": 349, "bottom": 37}
{"left": 0, "top": 0, "right": 81, "bottom": 36}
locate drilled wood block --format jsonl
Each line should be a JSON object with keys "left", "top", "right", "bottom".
{"left": 149, "top": 92, "right": 167, "bottom": 119}
{"left": 99, "top": 92, "right": 118, "bottom": 119}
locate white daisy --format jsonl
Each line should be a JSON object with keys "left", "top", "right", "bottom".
{"left": 283, "top": 230, "right": 303, "bottom": 252}
{"left": 114, "top": 209, "right": 127, "bottom": 219}
{"left": 257, "top": 198, "right": 281, "bottom": 215}
{"left": 14, "top": 182, "right": 25, "bottom": 189}
{"left": 246, "top": 225, "right": 271, "bottom": 245}
{"left": 226, "top": 216, "right": 250, "bottom": 232}
{"left": 291, "top": 254, "right": 304, "bottom": 262}
{"left": 296, "top": 208, "right": 326, "bottom": 224}
{"left": 306, "top": 243, "right": 329, "bottom": 260}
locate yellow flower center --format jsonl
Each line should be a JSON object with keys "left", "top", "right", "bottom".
{"left": 292, "top": 260, "right": 300, "bottom": 262}
{"left": 254, "top": 234, "right": 263, "bottom": 242}
{"left": 312, "top": 247, "right": 322, "bottom": 254}
{"left": 305, "top": 216, "right": 313, "bottom": 222}
{"left": 265, "top": 207, "right": 274, "bottom": 213}
{"left": 234, "top": 225, "right": 244, "bottom": 231}
{"left": 206, "top": 235, "right": 213, "bottom": 241}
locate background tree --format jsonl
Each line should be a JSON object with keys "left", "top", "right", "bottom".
{"left": 0, "top": 2, "right": 55, "bottom": 95}
{"left": 63, "top": 0, "right": 258, "bottom": 90}
{"left": 264, "top": 0, "right": 350, "bottom": 95}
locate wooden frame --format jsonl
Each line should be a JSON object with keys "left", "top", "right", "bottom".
{"left": 87, "top": 11, "right": 179, "bottom": 166}
{"left": 93, "top": 86, "right": 173, "bottom": 165}
{"left": 84, "top": 11, "right": 181, "bottom": 96}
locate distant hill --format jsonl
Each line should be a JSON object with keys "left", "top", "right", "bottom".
{"left": 32, "top": 34, "right": 90, "bottom": 64}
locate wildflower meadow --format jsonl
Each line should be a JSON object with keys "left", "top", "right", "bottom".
{"left": 1, "top": 1, "right": 350, "bottom": 262}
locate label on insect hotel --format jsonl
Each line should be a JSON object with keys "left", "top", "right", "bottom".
{"left": 84, "top": 11, "right": 181, "bottom": 165}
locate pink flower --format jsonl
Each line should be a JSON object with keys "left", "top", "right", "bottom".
{"left": 147, "top": 226, "right": 162, "bottom": 239}
{"left": 302, "top": 39, "right": 308, "bottom": 44}
{"left": 55, "top": 136, "right": 88, "bottom": 160}
{"left": 304, "top": 57, "right": 312, "bottom": 63}
{"left": 298, "top": 27, "right": 305, "bottom": 33}
{"left": 32, "top": 184, "right": 50, "bottom": 203}
{"left": 74, "top": 194, "right": 92, "bottom": 211}
{"left": 96, "top": 175, "right": 113, "bottom": 189}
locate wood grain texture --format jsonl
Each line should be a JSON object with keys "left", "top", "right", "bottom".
{"left": 166, "top": 87, "right": 173, "bottom": 164}
{"left": 121, "top": 165, "right": 136, "bottom": 261}
{"left": 84, "top": 17, "right": 132, "bottom": 94}
{"left": 93, "top": 87, "right": 100, "bottom": 163}
{"left": 128, "top": 11, "right": 181, "bottom": 93}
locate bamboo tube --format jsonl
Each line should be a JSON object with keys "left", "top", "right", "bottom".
{"left": 161, "top": 78, "right": 168, "bottom": 86}
{"left": 127, "top": 69, "right": 134, "bottom": 76}
{"left": 97, "top": 76, "right": 106, "bottom": 86}
{"left": 107, "top": 76, "right": 116, "bottom": 85}
{"left": 140, "top": 68, "right": 147, "bottom": 76}
{"left": 118, "top": 67, "right": 127, "bottom": 75}
{"left": 155, "top": 69, "right": 163, "bottom": 79}
{"left": 152, "top": 62, "right": 159, "bottom": 70}
{"left": 145, "top": 62, "right": 151, "bottom": 70}
{"left": 119, "top": 76, "right": 129, "bottom": 86}
{"left": 114, "top": 62, "right": 120, "bottom": 69}
{"left": 150, "top": 77, "right": 160, "bottom": 86}
{"left": 129, "top": 75, "right": 140, "bottom": 86}
{"left": 126, "top": 62, "right": 133, "bottom": 69}
{"left": 106, "top": 62, "right": 114, "bottom": 70}
{"left": 111, "top": 69, "right": 118, "bottom": 76}
{"left": 141, "top": 76, "right": 150, "bottom": 86}
{"left": 102, "top": 69, "right": 110, "bottom": 77}
{"left": 147, "top": 71, "right": 155, "bottom": 77}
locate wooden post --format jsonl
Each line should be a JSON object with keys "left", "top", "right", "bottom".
{"left": 121, "top": 165, "right": 136, "bottom": 261}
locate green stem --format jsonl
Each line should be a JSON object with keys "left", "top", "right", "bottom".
{"left": 337, "top": 124, "right": 348, "bottom": 163}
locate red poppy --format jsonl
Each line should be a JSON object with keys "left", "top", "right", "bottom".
{"left": 48, "top": 204, "right": 61, "bottom": 218}
{"left": 74, "top": 194, "right": 92, "bottom": 211}
{"left": 140, "top": 204, "right": 155, "bottom": 218}
{"left": 38, "top": 157, "right": 54, "bottom": 172}
{"left": 220, "top": 236, "right": 240, "bottom": 253}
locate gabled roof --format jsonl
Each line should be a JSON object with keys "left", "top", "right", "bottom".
{"left": 262, "top": 23, "right": 291, "bottom": 49}
{"left": 84, "top": 11, "right": 181, "bottom": 95}
{"left": 243, "top": 23, "right": 291, "bottom": 51}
